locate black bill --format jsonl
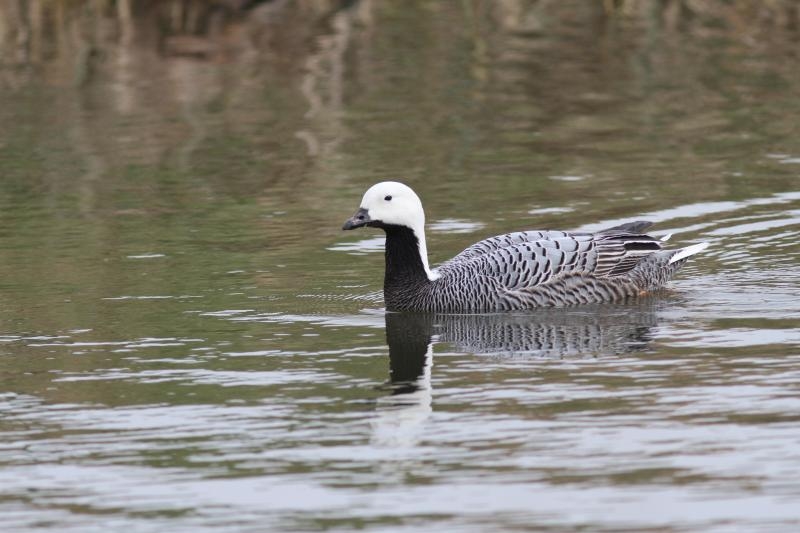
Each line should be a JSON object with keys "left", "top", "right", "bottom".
{"left": 342, "top": 207, "right": 370, "bottom": 230}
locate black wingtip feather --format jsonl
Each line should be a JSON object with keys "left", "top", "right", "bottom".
{"left": 602, "top": 221, "right": 654, "bottom": 234}
{"left": 624, "top": 241, "right": 662, "bottom": 251}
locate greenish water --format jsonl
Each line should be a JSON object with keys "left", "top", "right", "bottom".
{"left": 1, "top": 2, "right": 799, "bottom": 531}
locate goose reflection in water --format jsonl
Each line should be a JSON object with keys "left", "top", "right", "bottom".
{"left": 371, "top": 312, "right": 435, "bottom": 448}
{"left": 371, "top": 300, "right": 661, "bottom": 446}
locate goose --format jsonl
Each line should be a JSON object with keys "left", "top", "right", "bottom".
{"left": 342, "top": 181, "right": 708, "bottom": 312}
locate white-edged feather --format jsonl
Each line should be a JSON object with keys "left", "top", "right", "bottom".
{"left": 668, "top": 242, "right": 709, "bottom": 265}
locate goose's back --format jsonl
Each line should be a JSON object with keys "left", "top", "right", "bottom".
{"left": 439, "top": 230, "right": 591, "bottom": 267}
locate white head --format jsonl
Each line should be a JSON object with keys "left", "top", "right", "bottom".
{"left": 342, "top": 181, "right": 438, "bottom": 280}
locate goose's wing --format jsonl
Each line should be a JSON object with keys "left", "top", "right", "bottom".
{"left": 437, "top": 230, "right": 586, "bottom": 272}
{"left": 436, "top": 221, "right": 655, "bottom": 275}
{"left": 452, "top": 228, "right": 665, "bottom": 290}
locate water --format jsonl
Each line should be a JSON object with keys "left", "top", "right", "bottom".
{"left": 1, "top": 1, "right": 799, "bottom": 531}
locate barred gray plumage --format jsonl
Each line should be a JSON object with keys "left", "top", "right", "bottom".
{"left": 342, "top": 182, "right": 709, "bottom": 312}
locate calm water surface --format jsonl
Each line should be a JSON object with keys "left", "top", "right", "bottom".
{"left": 1, "top": 2, "right": 799, "bottom": 531}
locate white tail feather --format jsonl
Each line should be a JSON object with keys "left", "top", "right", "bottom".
{"left": 668, "top": 242, "right": 709, "bottom": 265}
{"left": 661, "top": 233, "right": 673, "bottom": 242}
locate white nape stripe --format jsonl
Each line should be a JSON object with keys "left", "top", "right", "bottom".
{"left": 668, "top": 242, "right": 709, "bottom": 264}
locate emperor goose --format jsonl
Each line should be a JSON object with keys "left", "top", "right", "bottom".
{"left": 342, "top": 182, "right": 708, "bottom": 312}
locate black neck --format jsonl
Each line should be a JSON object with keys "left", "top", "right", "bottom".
{"left": 380, "top": 224, "right": 431, "bottom": 306}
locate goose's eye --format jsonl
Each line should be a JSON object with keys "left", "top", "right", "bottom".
{"left": 384, "top": 195, "right": 392, "bottom": 201}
